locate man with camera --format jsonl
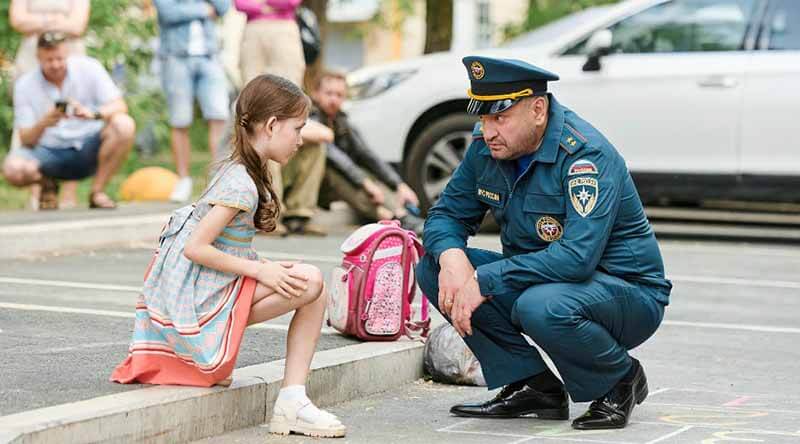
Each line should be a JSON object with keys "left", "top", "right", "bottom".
{"left": 2, "top": 32, "right": 135, "bottom": 209}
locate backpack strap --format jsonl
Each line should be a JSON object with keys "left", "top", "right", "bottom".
{"left": 404, "top": 233, "right": 431, "bottom": 340}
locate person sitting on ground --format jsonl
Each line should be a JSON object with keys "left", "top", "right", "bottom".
{"left": 2, "top": 32, "right": 135, "bottom": 210}
{"left": 286, "top": 70, "right": 424, "bottom": 235}
{"left": 111, "top": 74, "right": 346, "bottom": 439}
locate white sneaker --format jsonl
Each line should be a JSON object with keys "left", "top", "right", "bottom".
{"left": 169, "top": 177, "right": 193, "bottom": 202}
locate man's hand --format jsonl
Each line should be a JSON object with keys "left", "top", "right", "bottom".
{"left": 40, "top": 106, "right": 64, "bottom": 128}
{"left": 395, "top": 182, "right": 420, "bottom": 208}
{"left": 70, "top": 101, "right": 95, "bottom": 120}
{"left": 451, "top": 276, "right": 486, "bottom": 337}
{"left": 437, "top": 248, "right": 473, "bottom": 318}
{"left": 207, "top": 4, "right": 218, "bottom": 18}
{"left": 363, "top": 178, "right": 385, "bottom": 205}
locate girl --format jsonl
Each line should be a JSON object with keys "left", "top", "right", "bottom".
{"left": 111, "top": 74, "right": 346, "bottom": 438}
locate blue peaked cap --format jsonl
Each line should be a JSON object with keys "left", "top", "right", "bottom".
{"left": 463, "top": 56, "right": 559, "bottom": 115}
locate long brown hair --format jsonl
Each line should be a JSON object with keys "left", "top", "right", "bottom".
{"left": 229, "top": 74, "right": 310, "bottom": 232}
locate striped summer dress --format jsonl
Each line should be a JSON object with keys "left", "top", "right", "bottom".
{"left": 111, "top": 162, "right": 261, "bottom": 386}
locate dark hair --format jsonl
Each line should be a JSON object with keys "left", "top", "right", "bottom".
{"left": 37, "top": 32, "right": 67, "bottom": 49}
{"left": 229, "top": 74, "right": 310, "bottom": 232}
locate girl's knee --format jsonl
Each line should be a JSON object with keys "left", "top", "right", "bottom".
{"left": 295, "top": 264, "right": 324, "bottom": 305}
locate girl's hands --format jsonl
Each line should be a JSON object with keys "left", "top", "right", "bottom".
{"left": 256, "top": 260, "right": 309, "bottom": 299}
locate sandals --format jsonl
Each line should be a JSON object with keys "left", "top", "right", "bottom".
{"left": 269, "top": 397, "right": 346, "bottom": 438}
{"left": 39, "top": 177, "right": 59, "bottom": 210}
{"left": 89, "top": 191, "right": 117, "bottom": 209}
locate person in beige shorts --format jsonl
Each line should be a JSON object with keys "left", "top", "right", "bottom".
{"left": 234, "top": 0, "right": 307, "bottom": 235}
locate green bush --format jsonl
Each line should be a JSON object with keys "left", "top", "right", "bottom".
{"left": 0, "top": 0, "right": 169, "bottom": 154}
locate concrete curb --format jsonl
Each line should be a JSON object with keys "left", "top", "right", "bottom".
{"left": 0, "top": 214, "right": 169, "bottom": 260}
{"left": 1, "top": 205, "right": 360, "bottom": 260}
{"left": 0, "top": 340, "right": 424, "bottom": 444}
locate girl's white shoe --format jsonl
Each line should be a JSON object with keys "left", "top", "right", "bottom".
{"left": 269, "top": 397, "right": 346, "bottom": 438}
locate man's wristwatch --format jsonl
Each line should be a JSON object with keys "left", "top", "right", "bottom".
{"left": 93, "top": 111, "right": 103, "bottom": 120}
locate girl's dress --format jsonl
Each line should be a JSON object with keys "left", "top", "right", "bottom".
{"left": 111, "top": 163, "right": 260, "bottom": 386}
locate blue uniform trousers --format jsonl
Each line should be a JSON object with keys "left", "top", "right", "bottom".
{"left": 416, "top": 248, "right": 667, "bottom": 402}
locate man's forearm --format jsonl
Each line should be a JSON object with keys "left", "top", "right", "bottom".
{"left": 19, "top": 123, "right": 47, "bottom": 147}
{"left": 97, "top": 100, "right": 128, "bottom": 121}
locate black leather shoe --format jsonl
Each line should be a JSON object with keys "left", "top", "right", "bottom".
{"left": 571, "top": 360, "right": 649, "bottom": 430}
{"left": 450, "top": 382, "right": 569, "bottom": 419}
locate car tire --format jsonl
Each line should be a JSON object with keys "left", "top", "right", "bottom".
{"left": 404, "top": 113, "right": 477, "bottom": 212}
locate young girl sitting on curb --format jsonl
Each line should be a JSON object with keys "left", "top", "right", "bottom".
{"left": 111, "top": 74, "right": 346, "bottom": 438}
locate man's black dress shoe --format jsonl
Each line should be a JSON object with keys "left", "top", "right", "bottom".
{"left": 450, "top": 382, "right": 569, "bottom": 419}
{"left": 572, "top": 359, "right": 649, "bottom": 430}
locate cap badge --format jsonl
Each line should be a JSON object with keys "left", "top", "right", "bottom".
{"left": 470, "top": 61, "right": 485, "bottom": 80}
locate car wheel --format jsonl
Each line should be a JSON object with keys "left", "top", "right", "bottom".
{"left": 405, "top": 113, "right": 477, "bottom": 212}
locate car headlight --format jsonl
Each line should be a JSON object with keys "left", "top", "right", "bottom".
{"left": 348, "top": 69, "right": 417, "bottom": 101}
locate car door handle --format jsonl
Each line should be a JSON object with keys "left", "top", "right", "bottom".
{"left": 697, "top": 75, "right": 739, "bottom": 88}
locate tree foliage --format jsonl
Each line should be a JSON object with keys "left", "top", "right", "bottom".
{"left": 0, "top": 0, "right": 162, "bottom": 152}
{"left": 505, "top": 0, "right": 620, "bottom": 40}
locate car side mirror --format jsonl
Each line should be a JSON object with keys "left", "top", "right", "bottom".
{"left": 582, "top": 29, "right": 613, "bottom": 72}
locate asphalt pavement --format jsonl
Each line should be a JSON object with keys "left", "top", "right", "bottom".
{"left": 2, "top": 230, "right": 800, "bottom": 443}
{"left": 192, "top": 239, "right": 800, "bottom": 444}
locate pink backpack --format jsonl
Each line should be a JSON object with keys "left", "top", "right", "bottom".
{"left": 327, "top": 220, "right": 430, "bottom": 341}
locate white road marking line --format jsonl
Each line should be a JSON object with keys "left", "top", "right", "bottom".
{"left": 0, "top": 277, "right": 141, "bottom": 292}
{"left": 435, "top": 419, "right": 475, "bottom": 433}
{"left": 256, "top": 251, "right": 341, "bottom": 264}
{"left": 637, "top": 421, "right": 800, "bottom": 436}
{"left": 0, "top": 302, "right": 134, "bottom": 318}
{"left": 0, "top": 302, "right": 336, "bottom": 335}
{"left": 669, "top": 274, "right": 800, "bottom": 289}
{"left": 645, "top": 403, "right": 800, "bottom": 415}
{"left": 644, "top": 426, "right": 693, "bottom": 444}
{"left": 1, "top": 213, "right": 169, "bottom": 234}
{"left": 648, "top": 387, "right": 670, "bottom": 397}
{"left": 662, "top": 320, "right": 800, "bottom": 334}
{"left": 27, "top": 341, "right": 131, "bottom": 354}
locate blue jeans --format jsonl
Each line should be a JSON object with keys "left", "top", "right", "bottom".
{"left": 416, "top": 248, "right": 666, "bottom": 402}
{"left": 10, "top": 131, "right": 103, "bottom": 180}
{"left": 160, "top": 55, "right": 230, "bottom": 128}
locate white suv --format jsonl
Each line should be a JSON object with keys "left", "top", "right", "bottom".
{"left": 346, "top": 0, "right": 800, "bottom": 209}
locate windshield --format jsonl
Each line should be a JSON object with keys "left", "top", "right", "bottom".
{"left": 503, "top": 6, "right": 613, "bottom": 48}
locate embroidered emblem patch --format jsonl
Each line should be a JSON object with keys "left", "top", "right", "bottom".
{"left": 569, "top": 177, "right": 599, "bottom": 217}
{"left": 470, "top": 61, "right": 485, "bottom": 80}
{"left": 568, "top": 159, "right": 598, "bottom": 176}
{"left": 536, "top": 216, "right": 563, "bottom": 242}
{"left": 477, "top": 187, "right": 501, "bottom": 203}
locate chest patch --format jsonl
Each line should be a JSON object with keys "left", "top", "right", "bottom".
{"left": 569, "top": 177, "right": 599, "bottom": 217}
{"left": 536, "top": 216, "right": 563, "bottom": 242}
{"left": 568, "top": 159, "right": 598, "bottom": 176}
{"left": 477, "top": 187, "right": 503, "bottom": 206}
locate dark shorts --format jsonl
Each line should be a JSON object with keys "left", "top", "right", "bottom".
{"left": 10, "top": 131, "right": 103, "bottom": 180}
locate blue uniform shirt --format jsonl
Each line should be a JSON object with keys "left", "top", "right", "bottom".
{"left": 423, "top": 95, "right": 671, "bottom": 304}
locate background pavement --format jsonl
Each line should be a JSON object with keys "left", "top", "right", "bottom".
{"left": 193, "top": 239, "right": 800, "bottom": 444}
{"left": 2, "top": 212, "right": 800, "bottom": 442}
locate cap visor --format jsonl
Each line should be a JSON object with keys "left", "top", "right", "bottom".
{"left": 467, "top": 98, "right": 520, "bottom": 115}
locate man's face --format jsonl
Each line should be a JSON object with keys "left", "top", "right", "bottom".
{"left": 479, "top": 97, "right": 547, "bottom": 160}
{"left": 37, "top": 44, "right": 68, "bottom": 82}
{"left": 313, "top": 77, "right": 347, "bottom": 117}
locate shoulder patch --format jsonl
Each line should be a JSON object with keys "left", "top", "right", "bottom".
{"left": 559, "top": 123, "right": 587, "bottom": 154}
{"left": 472, "top": 121, "right": 484, "bottom": 139}
{"left": 568, "top": 159, "right": 598, "bottom": 176}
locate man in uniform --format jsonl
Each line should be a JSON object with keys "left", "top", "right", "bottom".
{"left": 416, "top": 56, "right": 672, "bottom": 430}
